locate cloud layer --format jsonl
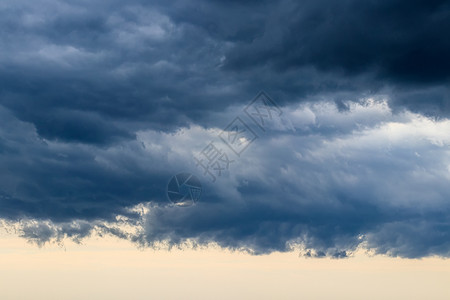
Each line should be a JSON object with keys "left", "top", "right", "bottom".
{"left": 0, "top": 0, "right": 449, "bottom": 258}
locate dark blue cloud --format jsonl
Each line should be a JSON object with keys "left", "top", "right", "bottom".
{"left": 223, "top": 0, "right": 450, "bottom": 82}
{"left": 0, "top": 0, "right": 449, "bottom": 258}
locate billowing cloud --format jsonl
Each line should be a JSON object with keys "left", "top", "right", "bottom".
{"left": 2, "top": 98, "right": 450, "bottom": 258}
{"left": 0, "top": 0, "right": 449, "bottom": 258}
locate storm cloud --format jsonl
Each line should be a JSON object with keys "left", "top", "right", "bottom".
{"left": 0, "top": 0, "right": 449, "bottom": 258}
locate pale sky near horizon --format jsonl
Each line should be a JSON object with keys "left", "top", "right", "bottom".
{"left": 1, "top": 231, "right": 449, "bottom": 300}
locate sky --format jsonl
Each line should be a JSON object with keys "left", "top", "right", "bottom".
{"left": 0, "top": 0, "right": 450, "bottom": 298}
{"left": 1, "top": 231, "right": 450, "bottom": 300}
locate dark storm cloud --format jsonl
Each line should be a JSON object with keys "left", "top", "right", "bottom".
{"left": 0, "top": 0, "right": 242, "bottom": 144}
{"left": 132, "top": 103, "right": 450, "bottom": 258}
{"left": 0, "top": 0, "right": 450, "bottom": 258}
{"left": 157, "top": 0, "right": 450, "bottom": 113}
{"left": 0, "top": 107, "right": 168, "bottom": 221}
{"left": 222, "top": 0, "right": 450, "bottom": 82}
{"left": 1, "top": 0, "right": 449, "bottom": 141}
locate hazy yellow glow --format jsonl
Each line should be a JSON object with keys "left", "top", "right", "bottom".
{"left": 1, "top": 231, "right": 449, "bottom": 300}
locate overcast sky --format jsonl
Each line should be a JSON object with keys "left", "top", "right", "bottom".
{"left": 0, "top": 0, "right": 450, "bottom": 259}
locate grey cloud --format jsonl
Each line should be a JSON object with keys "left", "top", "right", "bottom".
{"left": 0, "top": 0, "right": 450, "bottom": 258}
{"left": 5, "top": 101, "right": 449, "bottom": 258}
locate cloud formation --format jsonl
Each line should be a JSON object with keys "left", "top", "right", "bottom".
{"left": 0, "top": 0, "right": 449, "bottom": 258}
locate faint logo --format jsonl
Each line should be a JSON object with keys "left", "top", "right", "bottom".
{"left": 194, "top": 91, "right": 283, "bottom": 183}
{"left": 244, "top": 91, "right": 282, "bottom": 131}
{"left": 219, "top": 117, "right": 258, "bottom": 157}
{"left": 166, "top": 173, "right": 202, "bottom": 206}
